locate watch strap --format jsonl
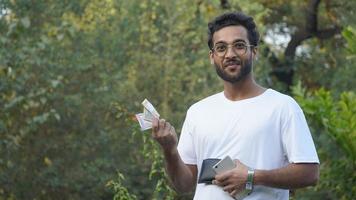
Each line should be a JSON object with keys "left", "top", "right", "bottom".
{"left": 246, "top": 168, "right": 254, "bottom": 192}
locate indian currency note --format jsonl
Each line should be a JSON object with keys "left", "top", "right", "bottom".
{"left": 143, "top": 107, "right": 155, "bottom": 122}
{"left": 135, "top": 99, "right": 160, "bottom": 131}
{"left": 135, "top": 113, "right": 152, "bottom": 131}
{"left": 142, "top": 99, "right": 160, "bottom": 119}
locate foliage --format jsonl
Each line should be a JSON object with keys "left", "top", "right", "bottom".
{"left": 259, "top": 0, "right": 356, "bottom": 92}
{"left": 292, "top": 83, "right": 356, "bottom": 200}
{"left": 0, "top": 0, "right": 355, "bottom": 200}
{"left": 106, "top": 172, "right": 137, "bottom": 200}
{"left": 0, "top": 0, "right": 140, "bottom": 199}
{"left": 291, "top": 25, "right": 356, "bottom": 199}
{"left": 343, "top": 26, "right": 356, "bottom": 58}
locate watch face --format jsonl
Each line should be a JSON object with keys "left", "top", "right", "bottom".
{"left": 246, "top": 182, "right": 253, "bottom": 190}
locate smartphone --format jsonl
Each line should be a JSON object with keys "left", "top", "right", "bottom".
{"left": 212, "top": 156, "right": 236, "bottom": 174}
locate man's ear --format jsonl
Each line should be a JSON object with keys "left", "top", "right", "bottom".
{"left": 209, "top": 50, "right": 214, "bottom": 65}
{"left": 252, "top": 47, "right": 258, "bottom": 60}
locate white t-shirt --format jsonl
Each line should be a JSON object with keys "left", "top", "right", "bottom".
{"left": 177, "top": 89, "right": 319, "bottom": 200}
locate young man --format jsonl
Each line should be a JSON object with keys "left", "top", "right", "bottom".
{"left": 152, "top": 12, "right": 319, "bottom": 200}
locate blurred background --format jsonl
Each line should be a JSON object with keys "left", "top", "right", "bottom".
{"left": 0, "top": 0, "right": 355, "bottom": 199}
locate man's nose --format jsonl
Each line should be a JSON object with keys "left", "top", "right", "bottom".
{"left": 225, "top": 46, "right": 237, "bottom": 58}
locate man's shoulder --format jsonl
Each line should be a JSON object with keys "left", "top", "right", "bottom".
{"left": 266, "top": 89, "right": 302, "bottom": 112}
{"left": 266, "top": 89, "right": 294, "bottom": 102}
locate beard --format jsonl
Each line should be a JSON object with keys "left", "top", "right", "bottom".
{"left": 214, "top": 57, "right": 252, "bottom": 83}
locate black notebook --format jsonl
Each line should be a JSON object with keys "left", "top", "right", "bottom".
{"left": 197, "top": 158, "right": 221, "bottom": 184}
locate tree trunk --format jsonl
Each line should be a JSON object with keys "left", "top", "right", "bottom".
{"left": 272, "top": 0, "right": 341, "bottom": 91}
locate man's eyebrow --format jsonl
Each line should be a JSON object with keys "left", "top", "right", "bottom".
{"left": 232, "top": 39, "right": 247, "bottom": 43}
{"left": 214, "top": 39, "right": 247, "bottom": 45}
{"left": 214, "top": 41, "right": 228, "bottom": 45}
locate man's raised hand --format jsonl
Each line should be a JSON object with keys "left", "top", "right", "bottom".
{"left": 152, "top": 118, "right": 178, "bottom": 152}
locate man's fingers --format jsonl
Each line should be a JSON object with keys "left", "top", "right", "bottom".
{"left": 215, "top": 179, "right": 236, "bottom": 194}
{"left": 159, "top": 119, "right": 166, "bottom": 130}
{"left": 230, "top": 189, "right": 238, "bottom": 198}
{"left": 152, "top": 118, "right": 159, "bottom": 127}
{"left": 151, "top": 118, "right": 159, "bottom": 137}
{"left": 223, "top": 184, "right": 236, "bottom": 193}
{"left": 152, "top": 118, "right": 159, "bottom": 132}
{"left": 164, "top": 122, "right": 172, "bottom": 132}
{"left": 153, "top": 119, "right": 173, "bottom": 138}
{"left": 213, "top": 178, "right": 228, "bottom": 187}
{"left": 235, "top": 159, "right": 242, "bottom": 166}
{"left": 170, "top": 126, "right": 175, "bottom": 132}
{"left": 215, "top": 170, "right": 231, "bottom": 182}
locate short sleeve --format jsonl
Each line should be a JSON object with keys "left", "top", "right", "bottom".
{"left": 177, "top": 109, "right": 197, "bottom": 165}
{"left": 281, "top": 101, "right": 320, "bottom": 164}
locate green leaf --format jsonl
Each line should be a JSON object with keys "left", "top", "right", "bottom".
{"left": 21, "top": 17, "right": 31, "bottom": 28}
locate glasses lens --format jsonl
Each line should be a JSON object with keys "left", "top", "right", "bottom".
{"left": 234, "top": 42, "right": 248, "bottom": 55}
{"left": 214, "top": 44, "right": 227, "bottom": 57}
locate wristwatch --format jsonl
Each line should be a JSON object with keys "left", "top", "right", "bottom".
{"left": 246, "top": 168, "right": 255, "bottom": 193}
{"left": 234, "top": 168, "right": 255, "bottom": 200}
{"left": 233, "top": 169, "right": 254, "bottom": 200}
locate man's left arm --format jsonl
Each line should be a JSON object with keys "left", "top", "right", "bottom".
{"left": 254, "top": 162, "right": 319, "bottom": 189}
{"left": 214, "top": 161, "right": 319, "bottom": 196}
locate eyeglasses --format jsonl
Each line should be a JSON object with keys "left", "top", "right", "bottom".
{"left": 211, "top": 42, "right": 254, "bottom": 57}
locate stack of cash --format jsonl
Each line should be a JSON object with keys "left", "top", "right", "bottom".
{"left": 135, "top": 99, "right": 160, "bottom": 131}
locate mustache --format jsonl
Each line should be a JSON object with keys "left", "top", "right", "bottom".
{"left": 223, "top": 59, "right": 242, "bottom": 67}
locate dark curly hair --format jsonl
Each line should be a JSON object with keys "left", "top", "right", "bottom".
{"left": 207, "top": 12, "right": 260, "bottom": 50}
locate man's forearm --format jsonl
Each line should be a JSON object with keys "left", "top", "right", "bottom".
{"left": 151, "top": 118, "right": 196, "bottom": 193}
{"left": 163, "top": 148, "right": 196, "bottom": 193}
{"left": 254, "top": 163, "right": 319, "bottom": 189}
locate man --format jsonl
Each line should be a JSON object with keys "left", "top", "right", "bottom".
{"left": 152, "top": 12, "right": 319, "bottom": 200}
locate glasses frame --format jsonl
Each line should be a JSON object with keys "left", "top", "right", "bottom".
{"left": 211, "top": 42, "right": 255, "bottom": 57}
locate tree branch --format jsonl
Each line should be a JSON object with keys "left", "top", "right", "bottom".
{"left": 272, "top": 0, "right": 342, "bottom": 91}
{"left": 285, "top": 30, "right": 312, "bottom": 60}
{"left": 315, "top": 26, "right": 342, "bottom": 39}
{"left": 285, "top": 0, "right": 321, "bottom": 59}
{"left": 306, "top": 0, "right": 320, "bottom": 33}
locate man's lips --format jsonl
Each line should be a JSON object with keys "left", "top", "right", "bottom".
{"left": 224, "top": 61, "right": 241, "bottom": 68}
{"left": 224, "top": 61, "right": 241, "bottom": 69}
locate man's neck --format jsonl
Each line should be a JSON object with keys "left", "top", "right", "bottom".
{"left": 223, "top": 75, "right": 266, "bottom": 101}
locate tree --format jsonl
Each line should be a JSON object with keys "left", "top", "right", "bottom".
{"left": 257, "top": 0, "right": 355, "bottom": 91}
{"left": 1, "top": 0, "right": 355, "bottom": 199}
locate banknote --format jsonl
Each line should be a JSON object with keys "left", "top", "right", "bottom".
{"left": 135, "top": 113, "right": 152, "bottom": 131}
{"left": 142, "top": 99, "right": 160, "bottom": 119}
{"left": 143, "top": 108, "right": 155, "bottom": 122}
{"left": 136, "top": 99, "right": 160, "bottom": 131}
